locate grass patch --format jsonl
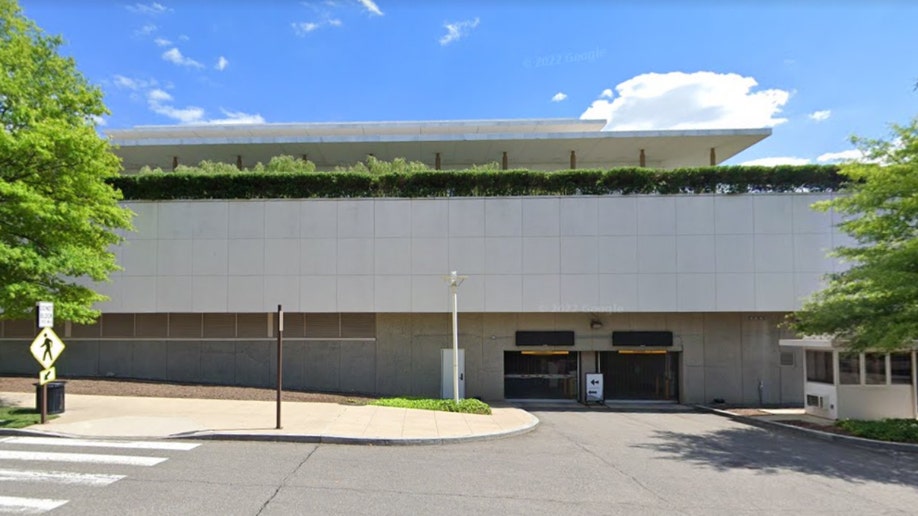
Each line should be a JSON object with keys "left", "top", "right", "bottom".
{"left": 0, "top": 405, "right": 54, "bottom": 429}
{"left": 836, "top": 418, "right": 918, "bottom": 444}
{"left": 372, "top": 397, "right": 491, "bottom": 415}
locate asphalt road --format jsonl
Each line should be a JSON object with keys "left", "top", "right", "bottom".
{"left": 3, "top": 406, "right": 918, "bottom": 515}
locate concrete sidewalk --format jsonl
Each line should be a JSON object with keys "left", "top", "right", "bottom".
{"left": 0, "top": 392, "right": 539, "bottom": 445}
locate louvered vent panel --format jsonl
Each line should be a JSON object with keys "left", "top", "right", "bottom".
{"left": 135, "top": 314, "right": 168, "bottom": 338}
{"left": 203, "top": 313, "right": 237, "bottom": 338}
{"left": 71, "top": 321, "right": 102, "bottom": 338}
{"left": 305, "top": 313, "right": 339, "bottom": 338}
{"left": 280, "top": 313, "right": 306, "bottom": 338}
{"left": 2, "top": 320, "right": 34, "bottom": 338}
{"left": 102, "top": 314, "right": 135, "bottom": 337}
{"left": 237, "top": 313, "right": 268, "bottom": 338}
{"left": 169, "top": 314, "right": 202, "bottom": 338}
{"left": 340, "top": 313, "right": 376, "bottom": 338}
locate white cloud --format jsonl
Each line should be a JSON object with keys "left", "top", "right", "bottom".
{"left": 135, "top": 23, "right": 157, "bottom": 36}
{"left": 292, "top": 21, "right": 321, "bottom": 35}
{"left": 357, "top": 0, "right": 383, "bottom": 16}
{"left": 147, "top": 88, "right": 173, "bottom": 102}
{"left": 127, "top": 2, "right": 171, "bottom": 15}
{"left": 740, "top": 157, "right": 811, "bottom": 166}
{"left": 89, "top": 115, "right": 107, "bottom": 127}
{"left": 551, "top": 92, "right": 567, "bottom": 102}
{"left": 817, "top": 149, "right": 863, "bottom": 163}
{"left": 215, "top": 56, "right": 229, "bottom": 71}
{"left": 328, "top": 18, "right": 343, "bottom": 26}
{"left": 201, "top": 109, "right": 266, "bottom": 125}
{"left": 162, "top": 47, "right": 203, "bottom": 68}
{"left": 112, "top": 75, "right": 157, "bottom": 91}
{"left": 580, "top": 71, "right": 790, "bottom": 130}
{"left": 808, "top": 109, "right": 831, "bottom": 122}
{"left": 440, "top": 18, "right": 480, "bottom": 46}
{"left": 154, "top": 37, "right": 171, "bottom": 47}
{"left": 599, "top": 88, "right": 613, "bottom": 99}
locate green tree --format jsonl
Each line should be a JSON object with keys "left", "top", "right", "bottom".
{"left": 0, "top": 0, "right": 132, "bottom": 323}
{"left": 790, "top": 118, "right": 918, "bottom": 351}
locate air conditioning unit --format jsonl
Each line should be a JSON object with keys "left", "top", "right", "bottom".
{"left": 805, "top": 394, "right": 826, "bottom": 409}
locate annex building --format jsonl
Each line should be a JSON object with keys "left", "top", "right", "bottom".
{"left": 0, "top": 119, "right": 847, "bottom": 405}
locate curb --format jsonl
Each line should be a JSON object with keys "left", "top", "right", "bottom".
{"left": 0, "top": 414, "right": 540, "bottom": 446}
{"left": 171, "top": 414, "right": 540, "bottom": 446}
{"left": 695, "top": 405, "right": 918, "bottom": 455}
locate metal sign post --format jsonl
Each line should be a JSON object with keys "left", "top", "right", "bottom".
{"left": 33, "top": 302, "right": 57, "bottom": 424}
{"left": 276, "top": 304, "right": 283, "bottom": 430}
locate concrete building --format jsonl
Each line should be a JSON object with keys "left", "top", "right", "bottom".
{"left": 0, "top": 119, "right": 848, "bottom": 404}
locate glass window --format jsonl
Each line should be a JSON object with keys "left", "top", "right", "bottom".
{"left": 864, "top": 353, "right": 887, "bottom": 385}
{"left": 891, "top": 353, "right": 913, "bottom": 385}
{"left": 806, "top": 350, "right": 834, "bottom": 384}
{"left": 838, "top": 353, "right": 861, "bottom": 384}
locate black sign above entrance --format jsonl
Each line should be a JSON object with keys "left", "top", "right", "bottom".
{"left": 612, "top": 331, "right": 673, "bottom": 347}
{"left": 515, "top": 331, "right": 575, "bottom": 347}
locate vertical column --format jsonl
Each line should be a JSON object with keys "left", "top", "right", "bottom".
{"left": 710, "top": 147, "right": 716, "bottom": 166}
{"left": 302, "top": 154, "right": 309, "bottom": 162}
{"left": 435, "top": 152, "right": 442, "bottom": 171}
{"left": 236, "top": 155, "right": 243, "bottom": 170}
{"left": 502, "top": 151, "right": 508, "bottom": 170}
{"left": 172, "top": 156, "right": 178, "bottom": 171}
{"left": 639, "top": 149, "right": 646, "bottom": 168}
{"left": 570, "top": 150, "right": 577, "bottom": 170}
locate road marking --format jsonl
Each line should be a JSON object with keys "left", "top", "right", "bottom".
{"left": 5, "top": 437, "right": 200, "bottom": 451}
{"left": 0, "top": 450, "right": 166, "bottom": 466}
{"left": 0, "top": 468, "right": 124, "bottom": 486}
{"left": 0, "top": 495, "right": 67, "bottom": 514}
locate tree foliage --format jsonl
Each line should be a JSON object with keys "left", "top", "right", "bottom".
{"left": 790, "top": 118, "right": 918, "bottom": 351}
{"left": 0, "top": 0, "right": 132, "bottom": 322}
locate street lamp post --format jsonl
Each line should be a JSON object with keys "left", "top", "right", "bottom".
{"left": 444, "top": 271, "right": 467, "bottom": 404}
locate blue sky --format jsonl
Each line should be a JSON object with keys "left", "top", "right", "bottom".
{"left": 19, "top": 0, "right": 918, "bottom": 165}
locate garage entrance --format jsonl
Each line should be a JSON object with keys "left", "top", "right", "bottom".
{"left": 600, "top": 351, "right": 679, "bottom": 401}
{"left": 504, "top": 351, "right": 578, "bottom": 399}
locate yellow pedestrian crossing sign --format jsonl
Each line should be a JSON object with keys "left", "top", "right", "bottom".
{"left": 39, "top": 366, "right": 56, "bottom": 385}
{"left": 30, "top": 327, "right": 65, "bottom": 369}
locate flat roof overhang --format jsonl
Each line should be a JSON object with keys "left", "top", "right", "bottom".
{"left": 107, "top": 118, "right": 771, "bottom": 171}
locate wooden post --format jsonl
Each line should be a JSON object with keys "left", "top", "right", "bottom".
{"left": 710, "top": 147, "right": 716, "bottom": 166}
{"left": 172, "top": 156, "right": 178, "bottom": 171}
{"left": 302, "top": 154, "right": 308, "bottom": 162}
{"left": 435, "top": 152, "right": 441, "bottom": 171}
{"left": 570, "top": 150, "right": 576, "bottom": 170}
{"left": 236, "top": 155, "right": 243, "bottom": 170}
{"left": 639, "top": 149, "right": 646, "bottom": 168}
{"left": 502, "top": 151, "right": 508, "bottom": 170}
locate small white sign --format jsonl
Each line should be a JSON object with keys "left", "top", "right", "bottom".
{"left": 586, "top": 373, "right": 604, "bottom": 403}
{"left": 37, "top": 302, "right": 53, "bottom": 329}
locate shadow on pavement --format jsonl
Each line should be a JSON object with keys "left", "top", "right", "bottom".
{"left": 634, "top": 426, "right": 918, "bottom": 487}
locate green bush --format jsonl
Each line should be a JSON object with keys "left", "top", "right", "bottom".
{"left": 372, "top": 397, "right": 492, "bottom": 415}
{"left": 836, "top": 418, "right": 918, "bottom": 443}
{"left": 109, "top": 164, "right": 845, "bottom": 200}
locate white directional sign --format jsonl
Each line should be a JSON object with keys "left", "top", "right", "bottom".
{"left": 586, "top": 373, "right": 604, "bottom": 403}
{"left": 38, "top": 367, "right": 56, "bottom": 386}
{"left": 29, "top": 328, "right": 65, "bottom": 370}
{"left": 36, "top": 302, "right": 53, "bottom": 329}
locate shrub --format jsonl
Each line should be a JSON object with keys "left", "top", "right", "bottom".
{"left": 836, "top": 418, "right": 918, "bottom": 443}
{"left": 372, "top": 397, "right": 492, "bottom": 415}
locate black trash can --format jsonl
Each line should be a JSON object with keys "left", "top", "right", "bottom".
{"left": 34, "top": 381, "right": 66, "bottom": 415}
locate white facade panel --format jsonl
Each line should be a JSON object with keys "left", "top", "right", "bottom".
{"left": 714, "top": 196, "right": 753, "bottom": 234}
{"left": 522, "top": 198, "right": 560, "bottom": 236}
{"left": 374, "top": 200, "right": 411, "bottom": 238}
{"left": 484, "top": 198, "right": 522, "bottom": 236}
{"left": 108, "top": 194, "right": 839, "bottom": 313}
{"left": 675, "top": 196, "right": 715, "bottom": 235}
{"left": 636, "top": 197, "right": 676, "bottom": 235}
{"left": 792, "top": 195, "right": 833, "bottom": 233}
{"left": 227, "top": 201, "right": 264, "bottom": 239}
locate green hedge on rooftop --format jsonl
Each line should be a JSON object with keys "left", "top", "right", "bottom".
{"left": 108, "top": 165, "right": 845, "bottom": 200}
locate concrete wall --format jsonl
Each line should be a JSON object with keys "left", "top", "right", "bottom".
{"left": 837, "top": 385, "right": 917, "bottom": 420}
{"left": 96, "top": 193, "right": 844, "bottom": 314}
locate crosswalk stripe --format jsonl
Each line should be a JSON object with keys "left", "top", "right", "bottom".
{"left": 0, "top": 468, "right": 124, "bottom": 486}
{"left": 0, "top": 450, "right": 166, "bottom": 467}
{"left": 4, "top": 436, "right": 200, "bottom": 451}
{"left": 0, "top": 495, "right": 67, "bottom": 513}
